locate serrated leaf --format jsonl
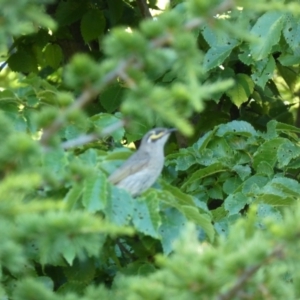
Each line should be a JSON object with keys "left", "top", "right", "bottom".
{"left": 255, "top": 161, "right": 274, "bottom": 177}
{"left": 44, "top": 44, "right": 63, "bottom": 69}
{"left": 105, "top": 186, "right": 134, "bottom": 226}
{"left": 81, "top": 9, "right": 106, "bottom": 43}
{"left": 42, "top": 149, "right": 67, "bottom": 181}
{"left": 223, "top": 176, "right": 243, "bottom": 195}
{"left": 242, "top": 175, "right": 269, "bottom": 195}
{"left": 259, "top": 194, "right": 295, "bottom": 206}
{"left": 277, "top": 140, "right": 300, "bottom": 168}
{"left": 207, "top": 184, "right": 223, "bottom": 200}
{"left": 159, "top": 208, "right": 187, "bottom": 255}
{"left": 166, "top": 148, "right": 197, "bottom": 171}
{"left": 216, "top": 120, "right": 256, "bottom": 137}
{"left": 226, "top": 74, "right": 254, "bottom": 107}
{"left": 206, "top": 136, "right": 233, "bottom": 159}
{"left": 182, "top": 163, "right": 227, "bottom": 189}
{"left": 283, "top": 13, "right": 300, "bottom": 51}
{"left": 201, "top": 24, "right": 239, "bottom": 70}
{"left": 64, "top": 184, "right": 83, "bottom": 210}
{"left": 253, "top": 138, "right": 287, "bottom": 171}
{"left": 82, "top": 173, "right": 108, "bottom": 213}
{"left": 251, "top": 56, "right": 275, "bottom": 88}
{"left": 203, "top": 46, "right": 234, "bottom": 71}
{"left": 62, "top": 245, "right": 76, "bottom": 265}
{"left": 276, "top": 122, "right": 300, "bottom": 134}
{"left": 250, "top": 11, "right": 285, "bottom": 60}
{"left": 224, "top": 192, "right": 248, "bottom": 215}
{"left": 132, "top": 192, "right": 161, "bottom": 238}
{"left": 269, "top": 177, "right": 300, "bottom": 198}
{"left": 232, "top": 164, "right": 251, "bottom": 180}
{"left": 179, "top": 206, "right": 214, "bottom": 241}
{"left": 193, "top": 130, "right": 216, "bottom": 151}
{"left": 78, "top": 149, "right": 98, "bottom": 166}
{"left": 160, "top": 181, "right": 195, "bottom": 206}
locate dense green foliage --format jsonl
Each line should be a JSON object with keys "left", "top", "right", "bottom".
{"left": 2, "top": 0, "right": 300, "bottom": 298}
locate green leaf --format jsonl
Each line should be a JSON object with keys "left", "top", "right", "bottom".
{"left": 62, "top": 245, "right": 76, "bottom": 265}
{"left": 81, "top": 9, "right": 106, "bottom": 43}
{"left": 257, "top": 177, "right": 299, "bottom": 206}
{"left": 193, "top": 130, "right": 216, "bottom": 151}
{"left": 276, "top": 63, "right": 298, "bottom": 89}
{"left": 269, "top": 177, "right": 300, "bottom": 198}
{"left": 253, "top": 138, "right": 287, "bottom": 171}
{"left": 232, "top": 164, "right": 251, "bottom": 181}
{"left": 179, "top": 206, "right": 214, "bottom": 241}
{"left": 255, "top": 161, "right": 274, "bottom": 177}
{"left": 250, "top": 11, "right": 285, "bottom": 60}
{"left": 44, "top": 44, "right": 63, "bottom": 69}
{"left": 277, "top": 140, "right": 300, "bottom": 168}
{"left": 42, "top": 149, "right": 67, "bottom": 181}
{"left": 206, "top": 136, "right": 234, "bottom": 159}
{"left": 275, "top": 122, "right": 300, "bottom": 135}
{"left": 257, "top": 204, "right": 282, "bottom": 222}
{"left": 283, "top": 13, "right": 300, "bottom": 51}
{"left": 224, "top": 192, "right": 248, "bottom": 215}
{"left": 159, "top": 208, "right": 187, "bottom": 255}
{"left": 203, "top": 46, "right": 235, "bottom": 71}
{"left": 216, "top": 120, "right": 256, "bottom": 137}
{"left": 182, "top": 163, "right": 227, "bottom": 189}
{"left": 226, "top": 74, "right": 254, "bottom": 107}
{"left": 242, "top": 175, "right": 269, "bottom": 195}
{"left": 251, "top": 56, "right": 276, "bottom": 88}
{"left": 64, "top": 258, "right": 96, "bottom": 282}
{"left": 100, "top": 82, "right": 124, "bottom": 113}
{"left": 105, "top": 186, "right": 134, "bottom": 226}
{"left": 132, "top": 192, "right": 161, "bottom": 239}
{"left": 82, "top": 173, "right": 108, "bottom": 213}
{"left": 201, "top": 24, "right": 239, "bottom": 70}
{"left": 8, "top": 50, "right": 37, "bottom": 73}
{"left": 64, "top": 184, "right": 83, "bottom": 210}
{"left": 91, "top": 113, "right": 125, "bottom": 140}
{"left": 278, "top": 53, "right": 300, "bottom": 66}
{"left": 166, "top": 148, "right": 197, "bottom": 171}
{"left": 55, "top": 0, "right": 88, "bottom": 26}
{"left": 160, "top": 181, "right": 195, "bottom": 206}
{"left": 223, "top": 176, "right": 243, "bottom": 195}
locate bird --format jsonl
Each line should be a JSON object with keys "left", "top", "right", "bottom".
{"left": 108, "top": 128, "right": 176, "bottom": 197}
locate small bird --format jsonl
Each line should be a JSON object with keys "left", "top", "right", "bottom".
{"left": 108, "top": 128, "right": 176, "bottom": 197}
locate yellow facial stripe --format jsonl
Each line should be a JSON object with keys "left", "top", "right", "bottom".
{"left": 149, "top": 131, "right": 165, "bottom": 141}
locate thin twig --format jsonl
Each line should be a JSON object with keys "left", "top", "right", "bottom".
{"left": 217, "top": 247, "right": 284, "bottom": 300}
{"left": 61, "top": 120, "right": 125, "bottom": 149}
{"left": 40, "top": 59, "right": 132, "bottom": 147}
{"left": 40, "top": 0, "right": 235, "bottom": 148}
{"left": 136, "top": 0, "right": 152, "bottom": 18}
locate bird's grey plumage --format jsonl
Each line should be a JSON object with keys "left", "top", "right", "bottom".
{"left": 108, "top": 128, "right": 175, "bottom": 197}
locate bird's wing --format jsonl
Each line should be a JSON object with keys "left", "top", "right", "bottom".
{"left": 108, "top": 152, "right": 150, "bottom": 185}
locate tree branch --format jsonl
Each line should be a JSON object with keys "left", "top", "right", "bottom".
{"left": 40, "top": 59, "right": 132, "bottom": 148}
{"left": 61, "top": 120, "right": 125, "bottom": 150}
{"left": 40, "top": 0, "right": 234, "bottom": 148}
{"left": 217, "top": 247, "right": 284, "bottom": 300}
{"left": 136, "top": 0, "right": 152, "bottom": 18}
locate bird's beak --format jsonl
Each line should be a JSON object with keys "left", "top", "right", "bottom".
{"left": 167, "top": 128, "right": 177, "bottom": 133}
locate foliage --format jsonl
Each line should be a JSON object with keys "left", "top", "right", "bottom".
{"left": 1, "top": 0, "right": 300, "bottom": 298}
